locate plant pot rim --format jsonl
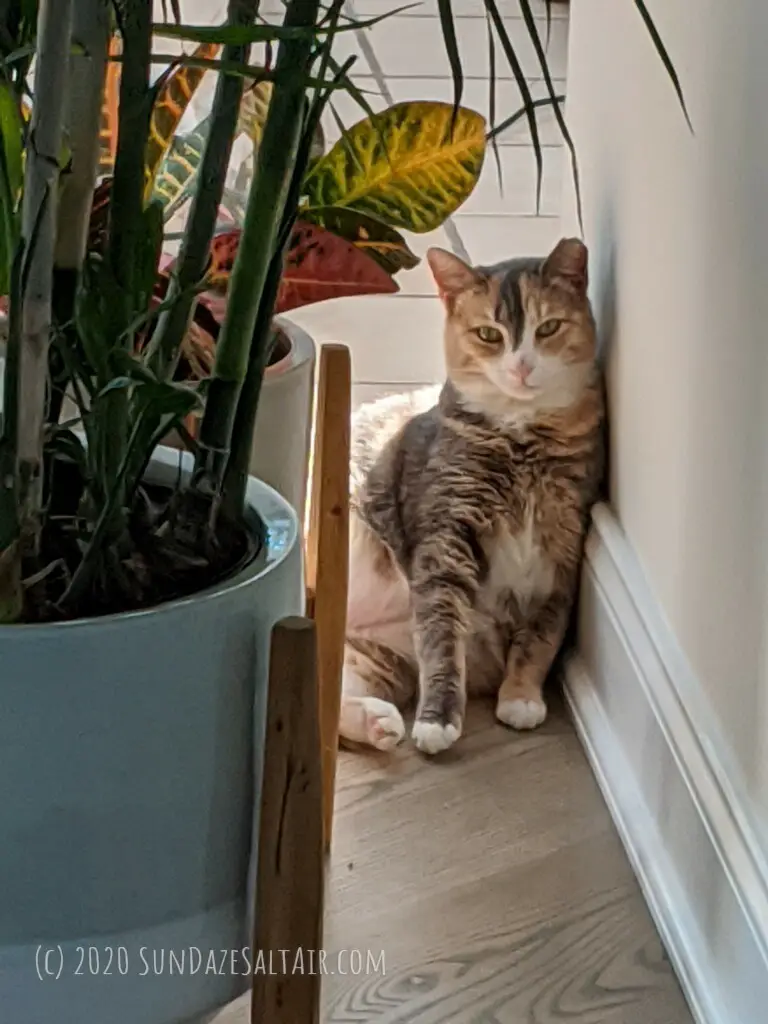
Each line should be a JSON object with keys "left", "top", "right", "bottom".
{"left": 180, "top": 316, "right": 314, "bottom": 425}
{"left": 266, "top": 316, "right": 314, "bottom": 380}
{"left": 0, "top": 445, "right": 300, "bottom": 635}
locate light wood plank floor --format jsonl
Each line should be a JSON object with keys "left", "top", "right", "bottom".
{"left": 211, "top": 692, "right": 693, "bottom": 1024}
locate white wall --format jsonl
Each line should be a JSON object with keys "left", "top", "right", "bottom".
{"left": 562, "top": 0, "right": 768, "bottom": 808}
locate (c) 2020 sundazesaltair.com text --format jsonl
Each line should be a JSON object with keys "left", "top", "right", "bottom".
{"left": 35, "top": 945, "right": 386, "bottom": 980}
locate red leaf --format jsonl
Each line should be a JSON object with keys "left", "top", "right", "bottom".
{"left": 206, "top": 230, "right": 240, "bottom": 291}
{"left": 278, "top": 221, "right": 398, "bottom": 313}
{"left": 198, "top": 222, "right": 398, "bottom": 324}
{"left": 87, "top": 177, "right": 113, "bottom": 254}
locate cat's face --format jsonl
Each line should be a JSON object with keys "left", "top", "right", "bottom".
{"left": 427, "top": 239, "right": 597, "bottom": 418}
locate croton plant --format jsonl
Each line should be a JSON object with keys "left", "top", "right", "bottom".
{"left": 88, "top": 35, "right": 487, "bottom": 385}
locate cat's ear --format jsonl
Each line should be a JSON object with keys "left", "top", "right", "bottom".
{"left": 542, "top": 238, "right": 588, "bottom": 293}
{"left": 427, "top": 247, "right": 481, "bottom": 302}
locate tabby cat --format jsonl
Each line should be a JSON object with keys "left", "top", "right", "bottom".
{"left": 342, "top": 238, "right": 605, "bottom": 755}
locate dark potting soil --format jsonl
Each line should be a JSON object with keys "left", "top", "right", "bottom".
{"left": 20, "top": 474, "right": 262, "bottom": 624}
{"left": 14, "top": 324, "right": 286, "bottom": 624}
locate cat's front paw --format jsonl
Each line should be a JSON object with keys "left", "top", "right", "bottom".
{"left": 364, "top": 699, "right": 406, "bottom": 751}
{"left": 496, "top": 697, "right": 547, "bottom": 731}
{"left": 411, "top": 718, "right": 462, "bottom": 755}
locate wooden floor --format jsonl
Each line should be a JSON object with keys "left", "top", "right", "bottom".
{"left": 210, "top": 693, "right": 693, "bottom": 1024}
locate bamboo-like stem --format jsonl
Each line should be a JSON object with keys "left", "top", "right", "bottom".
{"left": 219, "top": 266, "right": 280, "bottom": 523}
{"left": 96, "top": 0, "right": 152, "bottom": 539}
{"left": 15, "top": 0, "right": 73, "bottom": 551}
{"left": 220, "top": 97, "right": 319, "bottom": 520}
{"left": 55, "top": 0, "right": 110, "bottom": 273}
{"left": 221, "top": 71, "right": 334, "bottom": 519}
{"left": 192, "top": 0, "right": 321, "bottom": 507}
{"left": 107, "top": 2, "right": 152, "bottom": 312}
{"left": 146, "top": 0, "right": 259, "bottom": 381}
{"left": 49, "top": 0, "right": 111, "bottom": 427}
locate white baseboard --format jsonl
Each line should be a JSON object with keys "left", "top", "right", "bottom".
{"left": 564, "top": 503, "right": 768, "bottom": 1024}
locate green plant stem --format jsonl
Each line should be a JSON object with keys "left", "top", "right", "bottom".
{"left": 97, "top": 0, "right": 152, "bottom": 541}
{"left": 15, "top": 0, "right": 73, "bottom": 557}
{"left": 48, "top": 270, "right": 78, "bottom": 427}
{"left": 49, "top": 0, "right": 110, "bottom": 427}
{"left": 193, "top": 0, "right": 321, "bottom": 509}
{"left": 147, "top": 0, "right": 259, "bottom": 381}
{"left": 108, "top": 2, "right": 151, "bottom": 308}
{"left": 219, "top": 262, "right": 280, "bottom": 523}
{"left": 56, "top": 0, "right": 110, "bottom": 273}
{"left": 220, "top": 90, "right": 326, "bottom": 520}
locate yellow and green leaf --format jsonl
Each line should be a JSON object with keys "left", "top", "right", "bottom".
{"left": 237, "top": 78, "right": 324, "bottom": 156}
{"left": 98, "top": 35, "right": 121, "bottom": 179}
{"left": 235, "top": 79, "right": 273, "bottom": 147}
{"left": 143, "top": 41, "right": 220, "bottom": 199}
{"left": 151, "top": 77, "right": 271, "bottom": 221}
{"left": 301, "top": 206, "right": 418, "bottom": 275}
{"left": 0, "top": 82, "right": 23, "bottom": 295}
{"left": 151, "top": 117, "right": 210, "bottom": 217}
{"left": 301, "top": 101, "right": 486, "bottom": 234}
{"left": 0, "top": 84, "right": 24, "bottom": 203}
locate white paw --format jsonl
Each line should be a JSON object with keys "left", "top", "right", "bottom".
{"left": 364, "top": 699, "right": 405, "bottom": 751}
{"left": 411, "top": 719, "right": 461, "bottom": 755}
{"left": 496, "top": 698, "right": 547, "bottom": 731}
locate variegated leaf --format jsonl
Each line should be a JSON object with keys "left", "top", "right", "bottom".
{"left": 302, "top": 101, "right": 486, "bottom": 234}
{"left": 236, "top": 79, "right": 324, "bottom": 157}
{"left": 151, "top": 79, "right": 271, "bottom": 219}
{"left": 277, "top": 220, "right": 399, "bottom": 312}
{"left": 87, "top": 177, "right": 113, "bottom": 254}
{"left": 144, "top": 41, "right": 220, "bottom": 199}
{"left": 235, "top": 80, "right": 272, "bottom": 147}
{"left": 301, "top": 206, "right": 418, "bottom": 275}
{"left": 98, "top": 35, "right": 121, "bottom": 179}
{"left": 196, "top": 223, "right": 398, "bottom": 322}
{"left": 151, "top": 117, "right": 210, "bottom": 216}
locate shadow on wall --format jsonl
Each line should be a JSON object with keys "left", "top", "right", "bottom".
{"left": 588, "top": 188, "right": 618, "bottom": 507}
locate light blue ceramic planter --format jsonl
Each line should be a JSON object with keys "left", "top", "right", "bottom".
{"left": 0, "top": 446, "right": 304, "bottom": 1024}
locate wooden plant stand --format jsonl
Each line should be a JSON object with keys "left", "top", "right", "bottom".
{"left": 251, "top": 344, "right": 351, "bottom": 1023}
{"left": 303, "top": 344, "right": 351, "bottom": 852}
{"left": 252, "top": 617, "right": 324, "bottom": 1024}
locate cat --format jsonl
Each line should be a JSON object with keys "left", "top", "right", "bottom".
{"left": 341, "top": 237, "right": 605, "bottom": 756}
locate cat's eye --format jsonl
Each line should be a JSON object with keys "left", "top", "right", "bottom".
{"left": 536, "top": 318, "right": 563, "bottom": 339}
{"left": 474, "top": 325, "right": 504, "bottom": 345}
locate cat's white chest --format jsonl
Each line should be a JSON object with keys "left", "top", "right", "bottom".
{"left": 482, "top": 503, "right": 554, "bottom": 608}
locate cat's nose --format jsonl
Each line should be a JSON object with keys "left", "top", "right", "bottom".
{"left": 512, "top": 361, "right": 532, "bottom": 382}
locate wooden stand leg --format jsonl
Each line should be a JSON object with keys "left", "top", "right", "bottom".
{"left": 305, "top": 345, "right": 351, "bottom": 853}
{"left": 251, "top": 617, "right": 324, "bottom": 1024}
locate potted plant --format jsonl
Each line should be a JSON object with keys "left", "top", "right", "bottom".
{"left": 0, "top": 1, "right": 311, "bottom": 1021}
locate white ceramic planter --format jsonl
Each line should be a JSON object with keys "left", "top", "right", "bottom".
{"left": 249, "top": 317, "right": 316, "bottom": 525}
{"left": 0, "top": 446, "right": 303, "bottom": 1024}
